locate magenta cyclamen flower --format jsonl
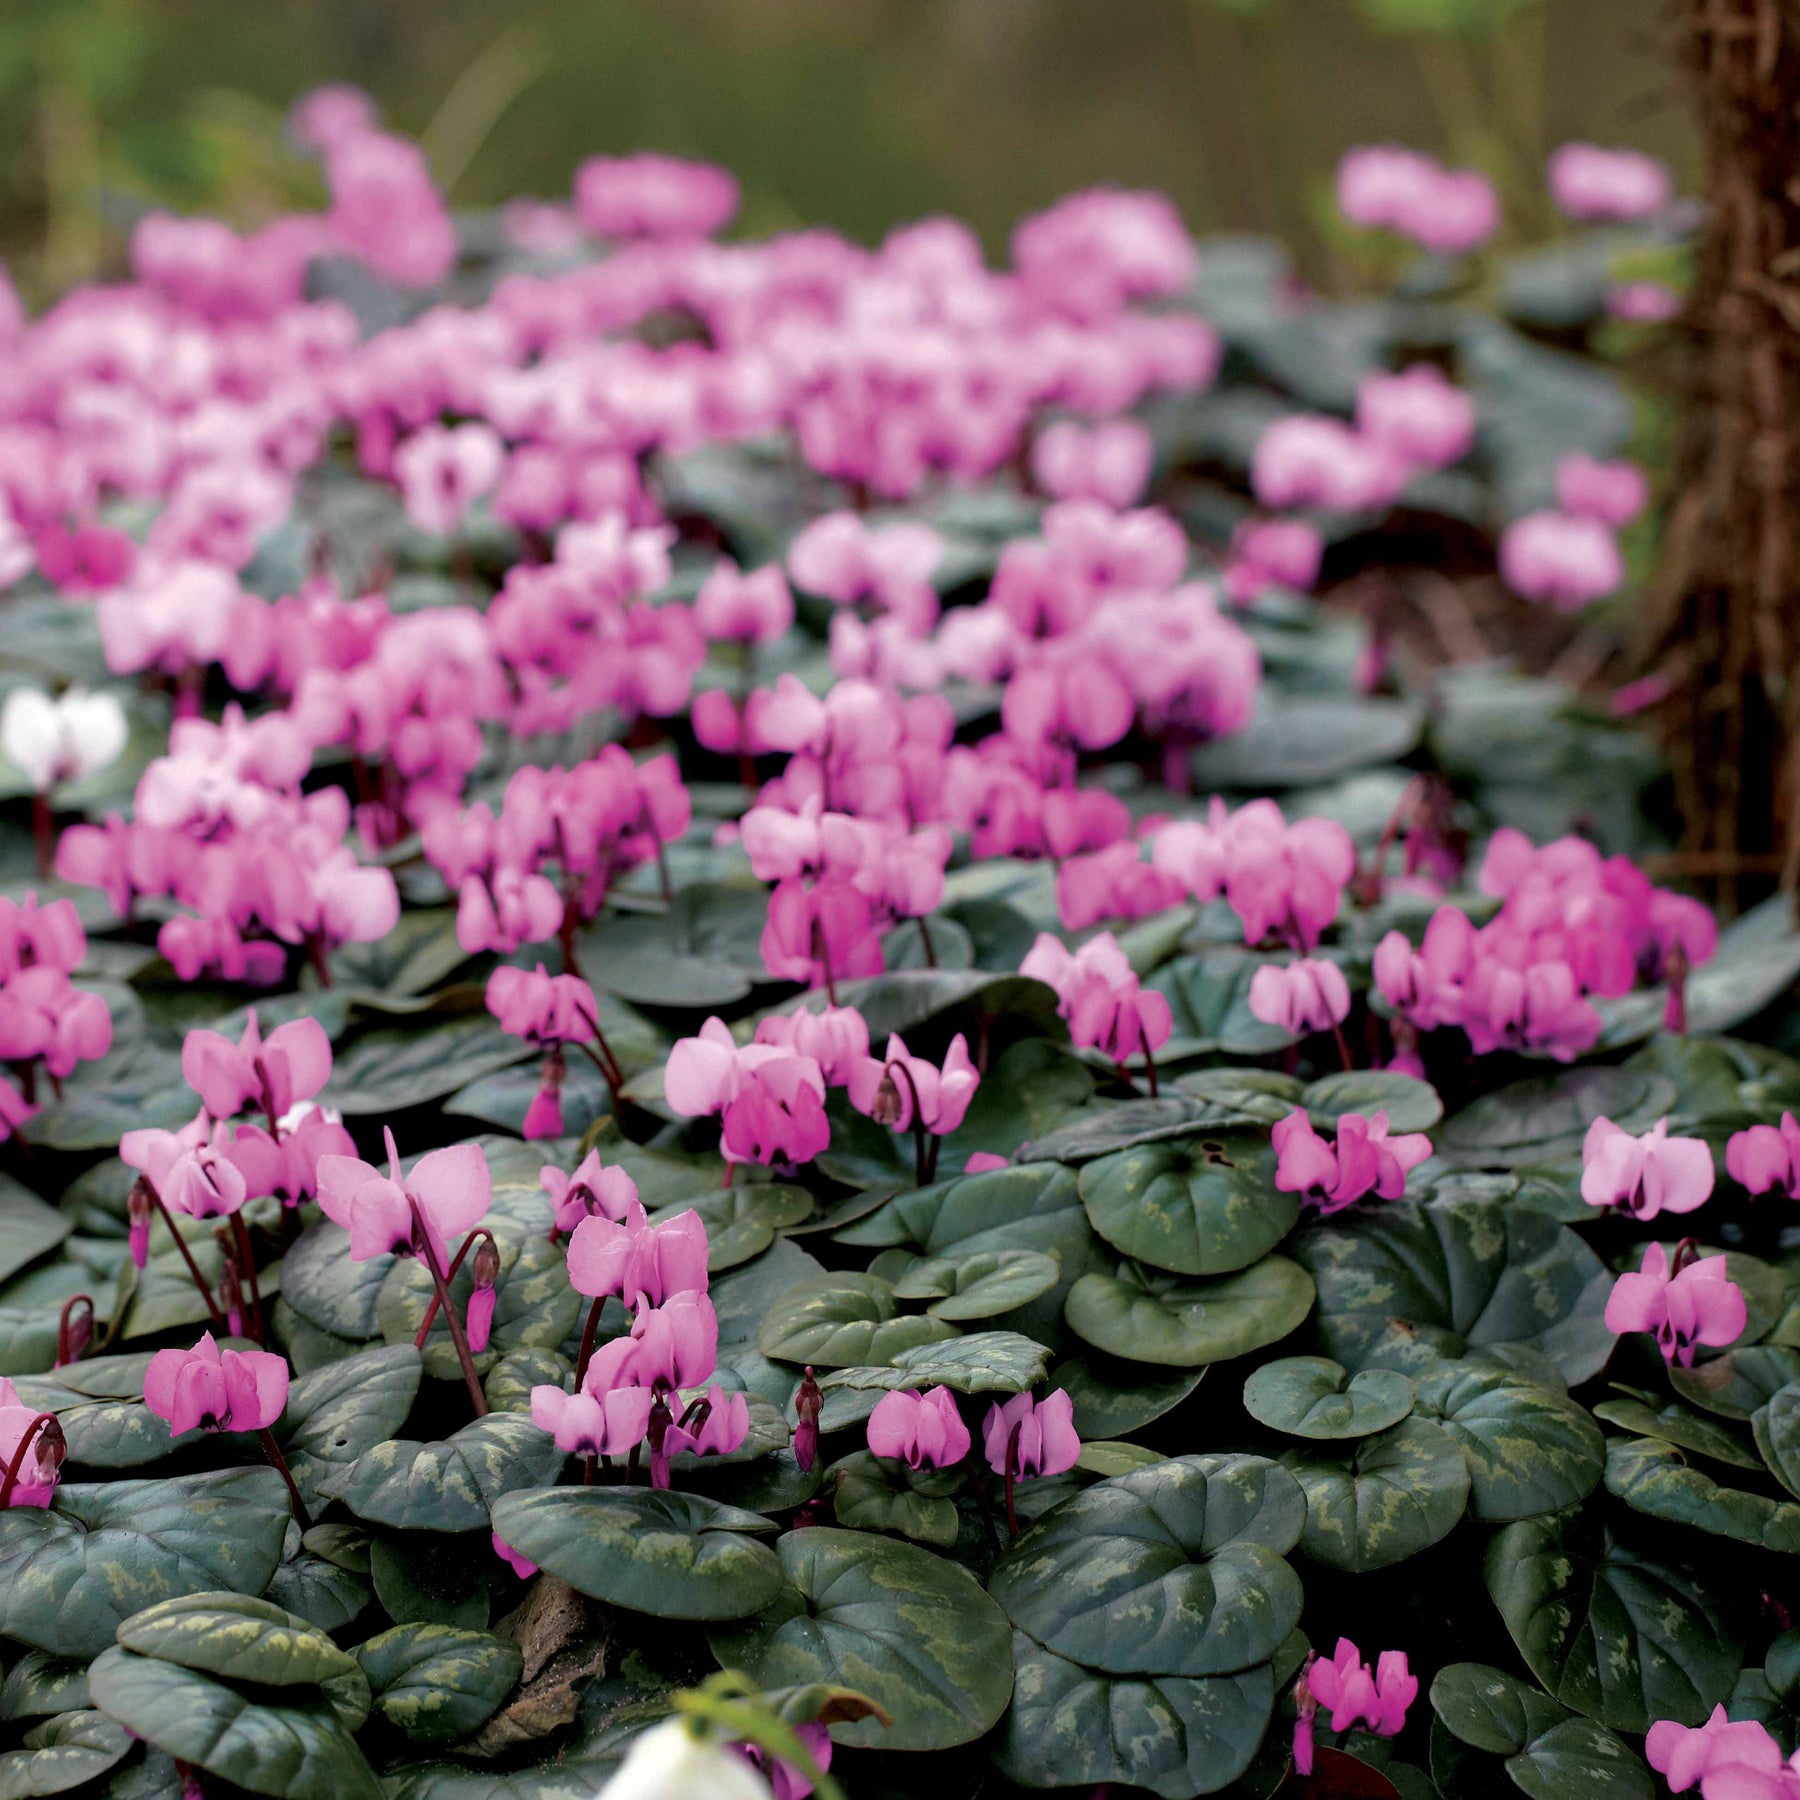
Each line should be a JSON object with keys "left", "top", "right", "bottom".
{"left": 529, "top": 1383, "right": 655, "bottom": 1458}
{"left": 0, "top": 1378, "right": 63, "bottom": 1508}
{"left": 1556, "top": 453, "right": 1650, "bottom": 529}
{"left": 982, "top": 1390, "right": 1080, "bottom": 1481}
{"left": 1294, "top": 1639, "right": 1417, "bottom": 1775}
{"left": 1581, "top": 1116, "right": 1714, "bottom": 1220}
{"left": 1547, "top": 143, "right": 1671, "bottom": 223}
{"left": 180, "top": 1011, "right": 333, "bottom": 1124}
{"left": 1248, "top": 959, "right": 1351, "bottom": 1036}
{"left": 847, "top": 1033, "right": 980, "bottom": 1137}
{"left": 664, "top": 1016, "right": 830, "bottom": 1168}
{"left": 316, "top": 1127, "right": 492, "bottom": 1265}
{"left": 753, "top": 1004, "right": 872, "bottom": 1087}
{"left": 1647, "top": 1707, "right": 1796, "bottom": 1796}
{"left": 541, "top": 1150, "right": 640, "bottom": 1236}
{"left": 1499, "top": 511, "right": 1624, "bottom": 611}
{"left": 1605, "top": 1242, "right": 1747, "bottom": 1367}
{"left": 567, "top": 1205, "right": 710, "bottom": 1305}
{"left": 1727, "top": 1114, "right": 1800, "bottom": 1200}
{"left": 1273, "top": 1109, "right": 1431, "bottom": 1216}
{"left": 143, "top": 1332, "right": 289, "bottom": 1435}
{"left": 1020, "top": 932, "right": 1173, "bottom": 1065}
{"left": 867, "top": 1386, "right": 971, "bottom": 1471}
{"left": 485, "top": 965, "right": 597, "bottom": 1046}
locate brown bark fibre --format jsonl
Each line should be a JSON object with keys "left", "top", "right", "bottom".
{"left": 1644, "top": 0, "right": 1800, "bottom": 908}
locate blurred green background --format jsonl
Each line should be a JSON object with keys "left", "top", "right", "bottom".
{"left": 0, "top": 0, "right": 1695, "bottom": 301}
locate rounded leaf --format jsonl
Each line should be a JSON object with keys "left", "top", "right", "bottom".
{"left": 1242, "top": 1357, "right": 1415, "bottom": 1441}
{"left": 1064, "top": 1257, "right": 1315, "bottom": 1368}
{"left": 891, "top": 1249, "right": 1061, "bottom": 1321}
{"left": 1280, "top": 1417, "right": 1470, "bottom": 1572}
{"left": 487, "top": 1487, "right": 782, "bottom": 1621}
{"left": 356, "top": 1624, "right": 522, "bottom": 1742}
{"left": 710, "top": 1526, "right": 1014, "bottom": 1752}
{"left": 1415, "top": 1364, "right": 1604, "bottom": 1521}
{"left": 326, "top": 1415, "right": 564, "bottom": 1533}
{"left": 0, "top": 1711, "right": 132, "bottom": 1800}
{"left": 758, "top": 1272, "right": 960, "bottom": 1367}
{"left": 116, "top": 1592, "right": 360, "bottom": 1691}
{"left": 1303, "top": 1070, "right": 1443, "bottom": 1133}
{"left": 987, "top": 1455, "right": 1305, "bottom": 1676}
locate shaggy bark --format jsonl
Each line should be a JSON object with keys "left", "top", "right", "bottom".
{"left": 1645, "top": 0, "right": 1800, "bottom": 904}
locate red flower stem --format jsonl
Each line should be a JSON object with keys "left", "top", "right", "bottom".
{"left": 31, "top": 793, "right": 53, "bottom": 879}
{"left": 0, "top": 1413, "right": 61, "bottom": 1509}
{"left": 573, "top": 1294, "right": 607, "bottom": 1389}
{"left": 307, "top": 933, "right": 333, "bottom": 988}
{"left": 410, "top": 1202, "right": 489, "bottom": 1417}
{"left": 256, "top": 1428, "right": 312, "bottom": 1529}
{"left": 915, "top": 915, "right": 937, "bottom": 968}
{"left": 1331, "top": 1019, "right": 1354, "bottom": 1073}
{"left": 143, "top": 1181, "right": 229, "bottom": 1332}
{"left": 230, "top": 1214, "right": 264, "bottom": 1343}
{"left": 1141, "top": 1026, "right": 1159, "bottom": 1099}
{"left": 414, "top": 1230, "right": 489, "bottom": 1347}
{"left": 584, "top": 1452, "right": 598, "bottom": 1486}
{"left": 810, "top": 918, "right": 839, "bottom": 1008}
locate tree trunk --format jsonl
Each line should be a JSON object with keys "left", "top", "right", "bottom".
{"left": 1644, "top": 0, "right": 1800, "bottom": 909}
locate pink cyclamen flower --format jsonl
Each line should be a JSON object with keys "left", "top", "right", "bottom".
{"left": 1272, "top": 1108, "right": 1431, "bottom": 1215}
{"left": 983, "top": 1389, "right": 1080, "bottom": 1480}
{"left": 1336, "top": 146, "right": 1499, "bottom": 254}
{"left": 847, "top": 1033, "right": 980, "bottom": 1137}
{"left": 161, "top": 1133, "right": 252, "bottom": 1220}
{"left": 1248, "top": 959, "right": 1351, "bottom": 1036}
{"left": 572, "top": 152, "right": 739, "bottom": 240}
{"left": 1547, "top": 143, "right": 1672, "bottom": 223}
{"left": 529, "top": 1382, "right": 655, "bottom": 1458}
{"left": 567, "top": 1205, "right": 710, "bottom": 1305}
{"left": 1581, "top": 1116, "right": 1714, "bottom": 1220}
{"left": 316, "top": 1127, "right": 491, "bottom": 1266}
{"left": 735, "top": 1721, "right": 833, "bottom": 1800}
{"left": 753, "top": 1005, "right": 872, "bottom": 1087}
{"left": 393, "top": 423, "right": 504, "bottom": 537}
{"left": 1355, "top": 364, "right": 1476, "bottom": 471}
{"left": 662, "top": 1386, "right": 751, "bottom": 1472}
{"left": 1030, "top": 419, "right": 1154, "bottom": 508}
{"left": 1556, "top": 454, "right": 1649, "bottom": 528}
{"left": 541, "top": 1151, "right": 641, "bottom": 1236}
{"left": 664, "top": 1016, "right": 830, "bottom": 1168}
{"left": 485, "top": 965, "right": 596, "bottom": 1046}
{"left": 143, "top": 1332, "right": 289, "bottom": 1435}
{"left": 1647, "top": 1707, "right": 1794, "bottom": 1795}
{"left": 1251, "top": 415, "right": 1407, "bottom": 514}
{"left": 0, "top": 1378, "right": 62, "bottom": 1507}
{"left": 694, "top": 559, "right": 794, "bottom": 645}
{"left": 180, "top": 1011, "right": 333, "bottom": 1123}
{"left": 1225, "top": 518, "right": 1324, "bottom": 604}
{"left": 1605, "top": 1242, "right": 1747, "bottom": 1366}
{"left": 866, "top": 1386, "right": 971, "bottom": 1471}
{"left": 1499, "top": 511, "right": 1625, "bottom": 610}
{"left": 1304, "top": 1639, "right": 1418, "bottom": 1738}
{"left": 1019, "top": 931, "right": 1172, "bottom": 1063}
{"left": 492, "top": 1532, "right": 538, "bottom": 1580}
{"left": 1727, "top": 1113, "right": 1800, "bottom": 1200}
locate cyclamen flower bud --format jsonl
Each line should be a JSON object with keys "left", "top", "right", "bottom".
{"left": 467, "top": 1235, "right": 501, "bottom": 1354}
{"left": 794, "top": 1366, "right": 823, "bottom": 1474}
{"left": 127, "top": 1179, "right": 154, "bottom": 1270}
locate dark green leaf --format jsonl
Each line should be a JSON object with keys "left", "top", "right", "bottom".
{"left": 1064, "top": 1256, "right": 1315, "bottom": 1367}
{"left": 356, "top": 1624, "right": 522, "bottom": 1741}
{"left": 1604, "top": 1436, "right": 1800, "bottom": 1554}
{"left": 889, "top": 1250, "right": 1061, "bottom": 1320}
{"left": 1281, "top": 1417, "right": 1470, "bottom": 1571}
{"left": 1436, "top": 1068, "right": 1677, "bottom": 1169}
{"left": 1242, "top": 1357, "right": 1415, "bottom": 1440}
{"left": 1415, "top": 1364, "right": 1604, "bottom": 1521}
{"left": 277, "top": 1345, "right": 422, "bottom": 1509}
{"left": 757, "top": 1272, "right": 960, "bottom": 1367}
{"left": 0, "top": 1710, "right": 132, "bottom": 1800}
{"left": 831, "top": 1452, "right": 960, "bottom": 1546}
{"left": 818, "top": 1331, "right": 1050, "bottom": 1396}
{"left": 327, "top": 1415, "right": 563, "bottom": 1533}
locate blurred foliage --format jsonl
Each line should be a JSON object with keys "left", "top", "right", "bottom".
{"left": 0, "top": 0, "right": 1693, "bottom": 302}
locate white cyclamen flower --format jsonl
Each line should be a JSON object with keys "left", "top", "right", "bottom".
{"left": 597, "top": 1717, "right": 773, "bottom": 1800}
{"left": 1, "top": 686, "right": 128, "bottom": 792}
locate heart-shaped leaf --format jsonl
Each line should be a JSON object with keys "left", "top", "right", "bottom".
{"left": 0, "top": 1656, "right": 89, "bottom": 1723}
{"left": 1147, "top": 950, "right": 1304, "bottom": 1057}
{"left": 831, "top": 1452, "right": 960, "bottom": 1546}
{"left": 996, "top": 1630, "right": 1274, "bottom": 1799}
{"left": 1415, "top": 1364, "right": 1605, "bottom": 1521}
{"left": 356, "top": 1624, "right": 522, "bottom": 1741}
{"left": 1077, "top": 1132, "right": 1297, "bottom": 1277}
{"left": 276, "top": 1345, "right": 422, "bottom": 1508}
{"left": 1486, "top": 1509, "right": 1740, "bottom": 1732}
{"left": 711, "top": 1526, "right": 1014, "bottom": 1751}
{"left": 487, "top": 1487, "right": 782, "bottom": 1621}
{"left": 1051, "top": 1354, "right": 1207, "bottom": 1438}
{"left": 87, "top": 1647, "right": 382, "bottom": 1800}
{"left": 987, "top": 1455, "right": 1305, "bottom": 1676}
{"left": 1064, "top": 1257, "right": 1315, "bottom": 1367}
{"left": 1295, "top": 1193, "right": 1613, "bottom": 1384}
{"left": 1436, "top": 1068, "right": 1677, "bottom": 1169}
{"left": 281, "top": 1221, "right": 392, "bottom": 1341}
{"left": 323, "top": 1016, "right": 531, "bottom": 1115}
{"left": 0, "top": 1710, "right": 132, "bottom": 1799}
{"left": 327, "top": 1415, "right": 563, "bottom": 1533}
{"left": 818, "top": 1331, "right": 1050, "bottom": 1396}
{"left": 1302, "top": 1070, "right": 1443, "bottom": 1134}
{"left": 890, "top": 1249, "right": 1061, "bottom": 1320}
{"left": 1243, "top": 1358, "right": 1415, "bottom": 1440}
{"left": 0, "top": 1469, "right": 290, "bottom": 1658}
{"left": 1280, "top": 1417, "right": 1470, "bottom": 1571}
{"left": 758, "top": 1272, "right": 960, "bottom": 1367}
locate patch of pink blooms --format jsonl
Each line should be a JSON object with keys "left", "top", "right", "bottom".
{"left": 1020, "top": 931, "right": 1173, "bottom": 1063}
{"left": 1336, "top": 146, "right": 1501, "bottom": 255}
{"left": 486, "top": 965, "right": 601, "bottom": 1138}
{"left": 1547, "top": 144, "right": 1672, "bottom": 223}
{"left": 867, "top": 1385, "right": 971, "bottom": 1469}
{"left": 533, "top": 1192, "right": 748, "bottom": 1486}
{"left": 1374, "top": 827, "right": 1716, "bottom": 1066}
{"left": 0, "top": 892, "right": 112, "bottom": 1139}
{"left": 665, "top": 1016, "right": 831, "bottom": 1169}
{"left": 1648, "top": 1708, "right": 1800, "bottom": 1798}
{"left": 1273, "top": 1109, "right": 1431, "bottom": 1215}
{"left": 1249, "top": 959, "right": 1352, "bottom": 1039}
{"left": 1727, "top": 1112, "right": 1800, "bottom": 1199}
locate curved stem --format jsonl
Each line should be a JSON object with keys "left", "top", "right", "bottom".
{"left": 414, "top": 1228, "right": 491, "bottom": 1347}
{"left": 256, "top": 1427, "right": 312, "bottom": 1530}
{"left": 142, "top": 1180, "right": 228, "bottom": 1332}
{"left": 1004, "top": 1422, "right": 1022, "bottom": 1540}
{"left": 1330, "top": 1019, "right": 1355, "bottom": 1074}
{"left": 230, "top": 1213, "right": 264, "bottom": 1343}
{"left": 1140, "top": 1023, "right": 1159, "bottom": 1100}
{"left": 0, "top": 1413, "right": 61, "bottom": 1510}
{"left": 573, "top": 1294, "right": 608, "bottom": 1390}
{"left": 410, "top": 1202, "right": 489, "bottom": 1417}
